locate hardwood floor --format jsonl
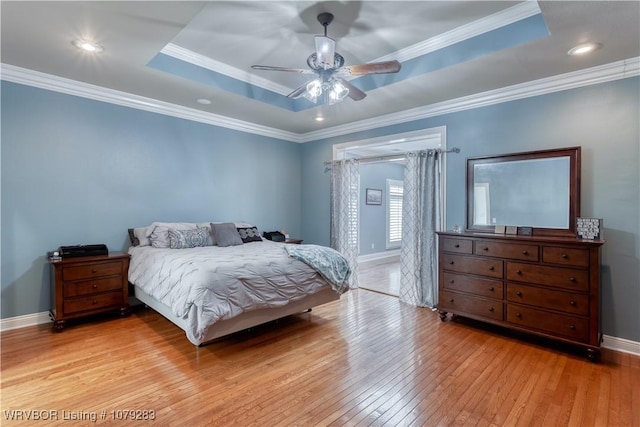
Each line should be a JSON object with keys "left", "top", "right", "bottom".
{"left": 1, "top": 289, "right": 638, "bottom": 426}
{"left": 358, "top": 258, "right": 400, "bottom": 296}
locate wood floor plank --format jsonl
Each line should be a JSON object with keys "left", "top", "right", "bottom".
{"left": 1, "top": 262, "right": 638, "bottom": 427}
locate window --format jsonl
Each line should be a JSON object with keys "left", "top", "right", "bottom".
{"left": 387, "top": 179, "right": 403, "bottom": 249}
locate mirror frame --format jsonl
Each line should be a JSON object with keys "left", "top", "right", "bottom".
{"left": 466, "top": 146, "right": 581, "bottom": 237}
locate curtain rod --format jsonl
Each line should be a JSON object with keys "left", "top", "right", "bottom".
{"left": 323, "top": 147, "right": 460, "bottom": 165}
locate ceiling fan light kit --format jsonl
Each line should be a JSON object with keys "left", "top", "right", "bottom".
{"left": 251, "top": 12, "right": 401, "bottom": 105}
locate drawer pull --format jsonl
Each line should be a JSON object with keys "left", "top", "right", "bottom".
{"left": 561, "top": 254, "right": 568, "bottom": 259}
{"left": 489, "top": 287, "right": 494, "bottom": 292}
{"left": 516, "top": 270, "right": 522, "bottom": 275}
{"left": 516, "top": 313, "right": 522, "bottom": 318}
{"left": 489, "top": 266, "right": 495, "bottom": 271}
{"left": 483, "top": 247, "right": 489, "bottom": 251}
{"left": 569, "top": 277, "right": 576, "bottom": 282}
{"left": 522, "top": 250, "right": 528, "bottom": 255}
{"left": 92, "top": 284, "right": 98, "bottom": 289}
{"left": 92, "top": 300, "right": 98, "bottom": 305}
{"left": 570, "top": 300, "right": 576, "bottom": 306}
{"left": 449, "top": 298, "right": 454, "bottom": 303}
{"left": 569, "top": 325, "right": 576, "bottom": 330}
{"left": 488, "top": 307, "right": 494, "bottom": 312}
{"left": 449, "top": 261, "right": 454, "bottom": 265}
{"left": 92, "top": 268, "right": 97, "bottom": 274}
{"left": 516, "top": 291, "right": 522, "bottom": 297}
{"left": 454, "top": 244, "right": 460, "bottom": 248}
{"left": 450, "top": 280, "right": 455, "bottom": 284}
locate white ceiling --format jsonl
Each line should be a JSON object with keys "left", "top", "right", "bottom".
{"left": 1, "top": 1, "right": 639, "bottom": 139}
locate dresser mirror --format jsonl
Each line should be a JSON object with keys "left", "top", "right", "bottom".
{"left": 466, "top": 147, "right": 581, "bottom": 237}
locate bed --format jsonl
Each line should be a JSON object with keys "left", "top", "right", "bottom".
{"left": 127, "top": 222, "right": 350, "bottom": 345}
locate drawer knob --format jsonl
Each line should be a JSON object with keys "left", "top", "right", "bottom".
{"left": 522, "top": 250, "right": 528, "bottom": 255}
{"left": 570, "top": 300, "right": 576, "bottom": 306}
{"left": 516, "top": 291, "right": 522, "bottom": 297}
{"left": 449, "top": 261, "right": 454, "bottom": 265}
{"left": 454, "top": 244, "right": 460, "bottom": 248}
{"left": 489, "top": 287, "right": 495, "bottom": 292}
{"left": 516, "top": 313, "right": 522, "bottom": 318}
{"left": 450, "top": 280, "right": 455, "bottom": 284}
{"left": 92, "top": 284, "right": 98, "bottom": 289}
{"left": 561, "top": 254, "right": 568, "bottom": 259}
{"left": 489, "top": 266, "right": 495, "bottom": 271}
{"left": 92, "top": 268, "right": 97, "bottom": 274}
{"left": 516, "top": 270, "right": 522, "bottom": 275}
{"left": 569, "top": 325, "right": 576, "bottom": 330}
{"left": 569, "top": 277, "right": 576, "bottom": 282}
{"left": 483, "top": 247, "right": 489, "bottom": 251}
{"left": 449, "top": 298, "right": 454, "bottom": 303}
{"left": 92, "top": 300, "right": 98, "bottom": 305}
{"left": 488, "top": 307, "right": 494, "bottom": 312}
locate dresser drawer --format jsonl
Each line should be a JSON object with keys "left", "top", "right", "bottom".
{"left": 64, "top": 291, "right": 124, "bottom": 315}
{"left": 440, "top": 291, "right": 503, "bottom": 321}
{"left": 506, "top": 283, "right": 588, "bottom": 316}
{"left": 440, "top": 254, "right": 503, "bottom": 279}
{"left": 62, "top": 261, "right": 122, "bottom": 281}
{"left": 506, "top": 262, "right": 588, "bottom": 292}
{"left": 542, "top": 246, "right": 589, "bottom": 267}
{"left": 63, "top": 276, "right": 123, "bottom": 298}
{"left": 474, "top": 241, "right": 539, "bottom": 262}
{"left": 442, "top": 272, "right": 503, "bottom": 299}
{"left": 441, "top": 238, "right": 472, "bottom": 254}
{"left": 507, "top": 304, "right": 588, "bottom": 342}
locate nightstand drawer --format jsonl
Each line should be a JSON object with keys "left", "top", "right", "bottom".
{"left": 62, "top": 261, "right": 122, "bottom": 281}
{"left": 64, "top": 291, "right": 124, "bottom": 315}
{"left": 63, "top": 276, "right": 123, "bottom": 298}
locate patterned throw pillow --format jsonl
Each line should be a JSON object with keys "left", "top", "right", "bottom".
{"left": 168, "top": 227, "right": 212, "bottom": 249}
{"left": 237, "top": 227, "right": 262, "bottom": 243}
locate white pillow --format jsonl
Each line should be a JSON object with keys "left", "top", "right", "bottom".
{"left": 133, "top": 226, "right": 152, "bottom": 247}
{"left": 147, "top": 222, "right": 199, "bottom": 248}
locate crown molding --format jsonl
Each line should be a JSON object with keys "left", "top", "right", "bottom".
{"left": 0, "top": 64, "right": 299, "bottom": 142}
{"left": 298, "top": 56, "right": 640, "bottom": 143}
{"left": 375, "top": 1, "right": 541, "bottom": 63}
{"left": 2, "top": 57, "right": 638, "bottom": 144}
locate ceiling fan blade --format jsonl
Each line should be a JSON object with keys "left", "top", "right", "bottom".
{"left": 251, "top": 65, "right": 314, "bottom": 74}
{"left": 286, "top": 81, "right": 311, "bottom": 99}
{"left": 340, "top": 60, "right": 401, "bottom": 76}
{"left": 337, "top": 78, "right": 367, "bottom": 101}
{"left": 315, "top": 36, "right": 335, "bottom": 69}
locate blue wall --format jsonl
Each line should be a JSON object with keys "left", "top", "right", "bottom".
{"left": 301, "top": 77, "right": 640, "bottom": 342}
{"left": 359, "top": 162, "right": 405, "bottom": 255}
{"left": 2, "top": 76, "right": 638, "bottom": 343}
{"left": 1, "top": 81, "right": 302, "bottom": 319}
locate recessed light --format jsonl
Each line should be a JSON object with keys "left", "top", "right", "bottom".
{"left": 72, "top": 39, "right": 103, "bottom": 53}
{"left": 568, "top": 42, "right": 601, "bottom": 56}
{"left": 196, "top": 98, "right": 212, "bottom": 105}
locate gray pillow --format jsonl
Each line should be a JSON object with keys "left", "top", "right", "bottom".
{"left": 210, "top": 222, "right": 243, "bottom": 247}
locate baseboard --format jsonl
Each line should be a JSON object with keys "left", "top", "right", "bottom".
{"left": 358, "top": 250, "right": 400, "bottom": 264}
{"left": 601, "top": 335, "right": 640, "bottom": 356}
{"left": 1, "top": 311, "right": 51, "bottom": 332}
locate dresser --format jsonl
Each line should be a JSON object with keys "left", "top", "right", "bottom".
{"left": 437, "top": 232, "right": 604, "bottom": 361}
{"left": 50, "top": 252, "right": 130, "bottom": 331}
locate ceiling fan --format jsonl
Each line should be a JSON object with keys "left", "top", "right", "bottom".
{"left": 251, "top": 12, "right": 401, "bottom": 105}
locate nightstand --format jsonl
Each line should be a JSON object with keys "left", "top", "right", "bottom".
{"left": 49, "top": 252, "right": 130, "bottom": 331}
{"left": 285, "top": 238, "right": 303, "bottom": 244}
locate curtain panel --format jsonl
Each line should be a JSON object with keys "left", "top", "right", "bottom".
{"left": 399, "top": 150, "right": 441, "bottom": 307}
{"left": 330, "top": 159, "right": 360, "bottom": 289}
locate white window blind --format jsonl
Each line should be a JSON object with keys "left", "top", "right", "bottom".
{"left": 387, "top": 179, "right": 404, "bottom": 249}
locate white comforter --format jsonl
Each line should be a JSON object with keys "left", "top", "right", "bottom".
{"left": 128, "top": 240, "right": 342, "bottom": 344}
